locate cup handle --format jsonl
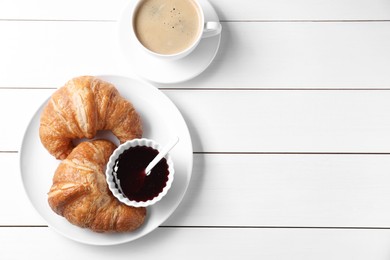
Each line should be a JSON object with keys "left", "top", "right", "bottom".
{"left": 202, "top": 22, "right": 222, "bottom": 39}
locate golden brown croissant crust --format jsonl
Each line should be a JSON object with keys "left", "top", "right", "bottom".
{"left": 48, "top": 139, "right": 146, "bottom": 232}
{"left": 39, "top": 76, "right": 142, "bottom": 160}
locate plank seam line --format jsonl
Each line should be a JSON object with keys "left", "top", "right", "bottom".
{"left": 0, "top": 19, "right": 116, "bottom": 22}
{"left": 160, "top": 226, "right": 390, "bottom": 230}
{"left": 1, "top": 19, "right": 390, "bottom": 23}
{"left": 194, "top": 152, "right": 390, "bottom": 155}
{"left": 2, "top": 88, "right": 390, "bottom": 91}
{"left": 161, "top": 88, "right": 390, "bottom": 91}
{"left": 2, "top": 225, "right": 390, "bottom": 230}
{"left": 3, "top": 151, "right": 390, "bottom": 155}
{"left": 0, "top": 87, "right": 56, "bottom": 90}
{"left": 221, "top": 19, "right": 390, "bottom": 23}
{"left": 4, "top": 151, "right": 390, "bottom": 155}
{"left": 0, "top": 225, "right": 48, "bottom": 227}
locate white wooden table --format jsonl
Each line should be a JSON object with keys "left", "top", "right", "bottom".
{"left": 2, "top": 0, "right": 390, "bottom": 258}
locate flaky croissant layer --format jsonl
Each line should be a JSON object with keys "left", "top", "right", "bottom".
{"left": 39, "top": 76, "right": 142, "bottom": 160}
{"left": 48, "top": 140, "right": 147, "bottom": 232}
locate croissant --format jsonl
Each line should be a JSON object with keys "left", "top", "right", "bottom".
{"left": 39, "top": 76, "right": 142, "bottom": 160}
{"left": 48, "top": 139, "right": 146, "bottom": 232}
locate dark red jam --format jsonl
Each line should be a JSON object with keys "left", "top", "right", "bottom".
{"left": 113, "top": 146, "right": 169, "bottom": 202}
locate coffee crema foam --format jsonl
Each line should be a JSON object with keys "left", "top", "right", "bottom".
{"left": 134, "top": 0, "right": 201, "bottom": 55}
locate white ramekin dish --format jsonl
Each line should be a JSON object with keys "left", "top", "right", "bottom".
{"left": 105, "top": 138, "right": 174, "bottom": 207}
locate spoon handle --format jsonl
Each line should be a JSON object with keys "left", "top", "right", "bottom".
{"left": 145, "top": 136, "right": 179, "bottom": 175}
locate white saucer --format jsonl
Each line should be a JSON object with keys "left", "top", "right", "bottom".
{"left": 118, "top": 0, "right": 222, "bottom": 84}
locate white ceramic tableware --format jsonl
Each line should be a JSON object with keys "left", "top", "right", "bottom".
{"left": 106, "top": 138, "right": 175, "bottom": 208}
{"left": 130, "top": 0, "right": 221, "bottom": 60}
{"left": 19, "top": 75, "right": 193, "bottom": 245}
{"left": 117, "top": 0, "right": 222, "bottom": 83}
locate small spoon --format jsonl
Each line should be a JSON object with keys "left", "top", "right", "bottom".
{"left": 145, "top": 136, "right": 179, "bottom": 175}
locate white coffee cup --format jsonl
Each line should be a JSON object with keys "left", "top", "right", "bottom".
{"left": 122, "top": 0, "right": 222, "bottom": 60}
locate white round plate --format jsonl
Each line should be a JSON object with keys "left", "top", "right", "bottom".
{"left": 19, "top": 75, "right": 193, "bottom": 245}
{"left": 118, "top": 0, "right": 221, "bottom": 84}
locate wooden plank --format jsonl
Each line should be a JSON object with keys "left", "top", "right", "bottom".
{"left": 0, "top": 153, "right": 44, "bottom": 225}
{"left": 1, "top": 22, "right": 390, "bottom": 89}
{"left": 0, "top": 22, "right": 136, "bottom": 89}
{"left": 167, "top": 154, "right": 390, "bottom": 227}
{"left": 2, "top": 89, "right": 390, "bottom": 153}
{"left": 1, "top": 227, "right": 390, "bottom": 259}
{"left": 0, "top": 89, "right": 53, "bottom": 151}
{"left": 5, "top": 152, "right": 390, "bottom": 227}
{"left": 165, "top": 89, "right": 390, "bottom": 153}
{"left": 0, "top": 0, "right": 127, "bottom": 21}
{"left": 1, "top": 0, "right": 390, "bottom": 21}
